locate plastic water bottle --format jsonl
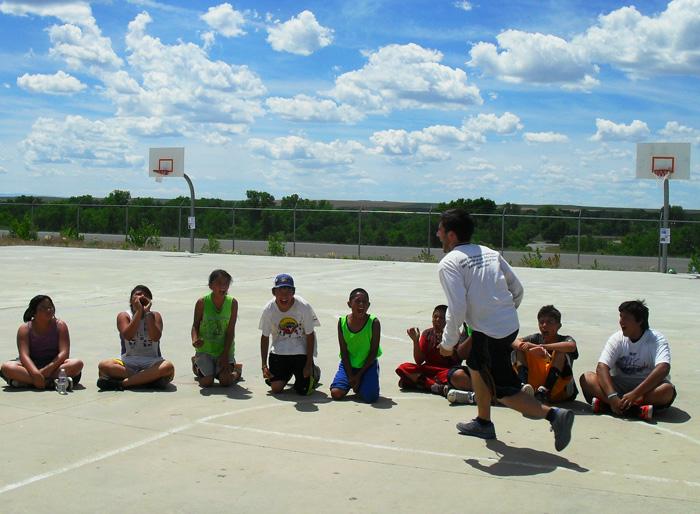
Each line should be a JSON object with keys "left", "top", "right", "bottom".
{"left": 56, "top": 368, "right": 68, "bottom": 394}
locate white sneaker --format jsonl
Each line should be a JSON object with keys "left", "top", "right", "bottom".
{"left": 521, "top": 383, "right": 534, "bottom": 396}
{"left": 447, "top": 389, "right": 476, "bottom": 404}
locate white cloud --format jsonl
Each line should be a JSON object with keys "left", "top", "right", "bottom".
{"left": 463, "top": 112, "right": 522, "bottom": 134}
{"left": 468, "top": 30, "right": 599, "bottom": 90}
{"left": 454, "top": 1, "right": 473, "bottom": 12}
{"left": 265, "top": 95, "right": 363, "bottom": 123}
{"left": 17, "top": 70, "right": 86, "bottom": 94}
{"left": 201, "top": 31, "right": 215, "bottom": 50}
{"left": 329, "top": 43, "right": 482, "bottom": 113}
{"left": 591, "top": 118, "right": 650, "bottom": 142}
{"left": 659, "top": 121, "right": 700, "bottom": 142}
{"left": 0, "top": 165, "right": 6, "bottom": 174}
{"left": 266, "top": 10, "right": 333, "bottom": 56}
{"left": 201, "top": 3, "right": 246, "bottom": 38}
{"left": 523, "top": 131, "right": 569, "bottom": 143}
{"left": 20, "top": 115, "right": 143, "bottom": 170}
{"left": 456, "top": 158, "right": 496, "bottom": 171}
{"left": 247, "top": 135, "right": 364, "bottom": 169}
{"left": 0, "top": 1, "right": 93, "bottom": 25}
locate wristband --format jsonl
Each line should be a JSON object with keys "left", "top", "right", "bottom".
{"left": 607, "top": 391, "right": 620, "bottom": 399}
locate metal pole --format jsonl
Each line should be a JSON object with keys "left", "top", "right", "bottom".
{"left": 293, "top": 202, "right": 297, "bottom": 257}
{"left": 183, "top": 173, "right": 196, "bottom": 254}
{"left": 427, "top": 206, "right": 432, "bottom": 256}
{"left": 577, "top": 209, "right": 582, "bottom": 267}
{"left": 657, "top": 210, "right": 662, "bottom": 272}
{"left": 76, "top": 205, "right": 80, "bottom": 233}
{"left": 500, "top": 208, "right": 506, "bottom": 254}
{"left": 357, "top": 208, "right": 362, "bottom": 259}
{"left": 662, "top": 179, "right": 669, "bottom": 273}
{"left": 231, "top": 208, "right": 235, "bottom": 253}
{"left": 125, "top": 204, "right": 129, "bottom": 243}
{"left": 177, "top": 205, "right": 182, "bottom": 252}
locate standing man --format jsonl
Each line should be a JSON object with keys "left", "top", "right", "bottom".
{"left": 436, "top": 209, "right": 574, "bottom": 451}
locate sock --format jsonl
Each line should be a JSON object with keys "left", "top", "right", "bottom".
{"left": 543, "top": 367, "right": 560, "bottom": 390}
{"left": 517, "top": 365, "right": 528, "bottom": 384}
{"left": 545, "top": 407, "right": 558, "bottom": 423}
{"left": 475, "top": 417, "right": 492, "bottom": 426}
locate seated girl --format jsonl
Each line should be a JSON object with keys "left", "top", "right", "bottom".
{"left": 1, "top": 295, "right": 83, "bottom": 389}
{"left": 97, "top": 285, "right": 174, "bottom": 390}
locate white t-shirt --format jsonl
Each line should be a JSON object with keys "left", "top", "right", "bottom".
{"left": 439, "top": 243, "right": 524, "bottom": 345}
{"left": 598, "top": 329, "right": 671, "bottom": 379}
{"left": 258, "top": 295, "right": 320, "bottom": 356}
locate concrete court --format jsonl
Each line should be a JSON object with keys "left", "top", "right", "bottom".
{"left": 0, "top": 246, "right": 697, "bottom": 513}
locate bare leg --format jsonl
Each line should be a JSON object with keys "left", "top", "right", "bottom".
{"left": 470, "top": 370, "right": 492, "bottom": 421}
{"left": 1, "top": 361, "right": 34, "bottom": 385}
{"left": 331, "top": 388, "right": 348, "bottom": 400}
{"left": 123, "top": 361, "right": 175, "bottom": 388}
{"left": 98, "top": 359, "right": 129, "bottom": 380}
{"left": 48, "top": 359, "right": 84, "bottom": 378}
{"left": 579, "top": 371, "right": 606, "bottom": 404}
{"left": 269, "top": 380, "right": 287, "bottom": 394}
{"left": 498, "top": 391, "right": 550, "bottom": 418}
{"left": 449, "top": 369, "right": 472, "bottom": 390}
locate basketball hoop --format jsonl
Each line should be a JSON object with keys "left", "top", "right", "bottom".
{"left": 152, "top": 158, "right": 174, "bottom": 176}
{"left": 652, "top": 156, "right": 674, "bottom": 188}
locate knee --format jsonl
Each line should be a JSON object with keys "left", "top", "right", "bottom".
{"left": 330, "top": 388, "right": 346, "bottom": 400}
{"left": 97, "top": 360, "right": 112, "bottom": 374}
{"left": 72, "top": 360, "right": 84, "bottom": 372}
{"left": 161, "top": 360, "right": 175, "bottom": 377}
{"left": 198, "top": 376, "right": 215, "bottom": 388}
{"left": 656, "top": 383, "right": 676, "bottom": 404}
{"left": 270, "top": 381, "right": 285, "bottom": 394}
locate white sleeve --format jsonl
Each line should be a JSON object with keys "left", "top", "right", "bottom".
{"left": 500, "top": 255, "right": 524, "bottom": 308}
{"left": 258, "top": 305, "right": 271, "bottom": 334}
{"left": 653, "top": 331, "right": 671, "bottom": 366}
{"left": 439, "top": 257, "right": 467, "bottom": 349}
{"left": 598, "top": 332, "right": 621, "bottom": 368}
{"left": 302, "top": 302, "right": 321, "bottom": 334}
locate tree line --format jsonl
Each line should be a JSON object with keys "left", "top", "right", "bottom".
{"left": 1, "top": 190, "right": 698, "bottom": 257}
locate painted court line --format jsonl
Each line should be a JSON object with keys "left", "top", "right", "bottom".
{"left": 0, "top": 403, "right": 282, "bottom": 496}
{"left": 201, "top": 420, "right": 700, "bottom": 489}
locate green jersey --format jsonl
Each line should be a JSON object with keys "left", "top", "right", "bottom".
{"left": 198, "top": 293, "right": 235, "bottom": 358}
{"left": 339, "top": 314, "right": 382, "bottom": 368}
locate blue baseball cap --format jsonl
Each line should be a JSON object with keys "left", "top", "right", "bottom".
{"left": 273, "top": 273, "right": 295, "bottom": 289}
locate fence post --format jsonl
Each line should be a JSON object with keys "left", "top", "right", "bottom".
{"left": 427, "top": 206, "right": 432, "bottom": 256}
{"left": 500, "top": 208, "right": 506, "bottom": 254}
{"left": 293, "top": 202, "right": 297, "bottom": 257}
{"left": 357, "top": 207, "right": 362, "bottom": 259}
{"left": 178, "top": 205, "right": 182, "bottom": 252}
{"left": 125, "top": 204, "right": 129, "bottom": 243}
{"left": 577, "top": 209, "right": 582, "bottom": 267}
{"left": 657, "top": 209, "right": 663, "bottom": 272}
{"left": 76, "top": 205, "right": 80, "bottom": 233}
{"left": 31, "top": 200, "right": 35, "bottom": 225}
{"left": 231, "top": 208, "right": 235, "bottom": 253}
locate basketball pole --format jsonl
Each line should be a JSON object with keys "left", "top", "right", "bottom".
{"left": 184, "top": 173, "right": 196, "bottom": 254}
{"left": 662, "top": 178, "right": 669, "bottom": 273}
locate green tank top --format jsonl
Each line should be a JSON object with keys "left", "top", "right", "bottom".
{"left": 198, "top": 293, "right": 235, "bottom": 357}
{"left": 340, "top": 314, "right": 382, "bottom": 368}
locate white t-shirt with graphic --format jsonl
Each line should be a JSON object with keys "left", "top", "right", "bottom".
{"left": 258, "top": 295, "right": 320, "bottom": 356}
{"left": 598, "top": 328, "right": 671, "bottom": 379}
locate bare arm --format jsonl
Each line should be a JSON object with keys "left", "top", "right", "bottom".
{"left": 191, "top": 299, "right": 204, "bottom": 348}
{"left": 218, "top": 299, "right": 238, "bottom": 369}
{"left": 407, "top": 327, "right": 425, "bottom": 364}
{"left": 355, "top": 318, "right": 381, "bottom": 380}
{"left": 337, "top": 319, "right": 353, "bottom": 378}
{"left": 596, "top": 362, "right": 625, "bottom": 414}
{"left": 260, "top": 334, "right": 271, "bottom": 378}
{"left": 41, "top": 320, "right": 70, "bottom": 377}
{"left": 621, "top": 363, "right": 671, "bottom": 407}
{"left": 17, "top": 324, "right": 44, "bottom": 388}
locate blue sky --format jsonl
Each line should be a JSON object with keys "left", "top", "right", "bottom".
{"left": 0, "top": 0, "right": 698, "bottom": 208}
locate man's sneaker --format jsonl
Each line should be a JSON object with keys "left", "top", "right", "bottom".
{"left": 305, "top": 365, "right": 321, "bottom": 395}
{"left": 447, "top": 389, "right": 476, "bottom": 404}
{"left": 639, "top": 404, "right": 653, "bottom": 421}
{"left": 430, "top": 383, "right": 448, "bottom": 396}
{"left": 97, "top": 377, "right": 123, "bottom": 391}
{"left": 535, "top": 386, "right": 549, "bottom": 402}
{"left": 550, "top": 408, "right": 575, "bottom": 451}
{"left": 456, "top": 418, "right": 496, "bottom": 440}
{"left": 521, "top": 383, "right": 534, "bottom": 396}
{"left": 591, "top": 397, "right": 603, "bottom": 414}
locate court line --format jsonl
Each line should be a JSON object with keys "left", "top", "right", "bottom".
{"left": 200, "top": 421, "right": 700, "bottom": 489}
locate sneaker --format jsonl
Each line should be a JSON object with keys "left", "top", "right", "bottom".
{"left": 535, "top": 386, "right": 549, "bottom": 402}
{"left": 72, "top": 372, "right": 81, "bottom": 386}
{"left": 305, "top": 365, "right": 321, "bottom": 395}
{"left": 9, "top": 379, "right": 25, "bottom": 388}
{"left": 430, "top": 383, "right": 448, "bottom": 396}
{"left": 447, "top": 389, "right": 476, "bottom": 404}
{"left": 521, "top": 383, "right": 534, "bottom": 396}
{"left": 151, "top": 377, "right": 171, "bottom": 389}
{"left": 550, "top": 408, "right": 575, "bottom": 451}
{"left": 97, "top": 377, "right": 124, "bottom": 391}
{"left": 591, "top": 397, "right": 603, "bottom": 414}
{"left": 66, "top": 377, "right": 74, "bottom": 392}
{"left": 638, "top": 404, "right": 653, "bottom": 421}
{"left": 456, "top": 418, "right": 496, "bottom": 440}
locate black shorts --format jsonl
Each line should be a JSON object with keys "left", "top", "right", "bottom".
{"left": 268, "top": 353, "right": 312, "bottom": 395}
{"left": 466, "top": 329, "right": 521, "bottom": 399}
{"left": 447, "top": 365, "right": 470, "bottom": 388}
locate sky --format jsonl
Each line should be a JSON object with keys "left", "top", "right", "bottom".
{"left": 0, "top": 0, "right": 699, "bottom": 208}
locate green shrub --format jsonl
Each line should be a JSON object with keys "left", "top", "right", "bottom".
{"left": 59, "top": 226, "right": 84, "bottom": 241}
{"left": 201, "top": 235, "right": 221, "bottom": 253}
{"left": 689, "top": 252, "right": 700, "bottom": 274}
{"left": 9, "top": 215, "right": 38, "bottom": 240}
{"left": 267, "top": 232, "right": 286, "bottom": 256}
{"left": 415, "top": 248, "right": 437, "bottom": 263}
{"left": 127, "top": 223, "right": 160, "bottom": 248}
{"left": 519, "top": 248, "right": 560, "bottom": 268}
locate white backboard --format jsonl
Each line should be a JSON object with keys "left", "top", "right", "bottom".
{"left": 149, "top": 147, "right": 185, "bottom": 178}
{"left": 636, "top": 142, "right": 690, "bottom": 180}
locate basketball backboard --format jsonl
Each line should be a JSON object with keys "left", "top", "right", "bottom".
{"left": 636, "top": 143, "right": 690, "bottom": 180}
{"left": 149, "top": 147, "right": 185, "bottom": 178}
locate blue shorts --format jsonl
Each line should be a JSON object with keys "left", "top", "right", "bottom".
{"left": 330, "top": 360, "right": 380, "bottom": 403}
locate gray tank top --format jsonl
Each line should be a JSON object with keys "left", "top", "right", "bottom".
{"left": 119, "top": 312, "right": 161, "bottom": 358}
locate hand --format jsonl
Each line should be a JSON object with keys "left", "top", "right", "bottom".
{"left": 438, "top": 343, "right": 453, "bottom": 357}
{"left": 406, "top": 327, "right": 420, "bottom": 344}
{"left": 262, "top": 365, "right": 272, "bottom": 380}
{"left": 303, "top": 362, "right": 312, "bottom": 378}
{"left": 609, "top": 396, "right": 625, "bottom": 415}
{"left": 621, "top": 390, "right": 644, "bottom": 408}
{"left": 529, "top": 345, "right": 549, "bottom": 358}
{"left": 140, "top": 296, "right": 152, "bottom": 313}
{"left": 218, "top": 355, "right": 231, "bottom": 375}
{"left": 192, "top": 338, "right": 204, "bottom": 348}
{"left": 32, "top": 372, "right": 46, "bottom": 389}
{"left": 349, "top": 374, "right": 360, "bottom": 392}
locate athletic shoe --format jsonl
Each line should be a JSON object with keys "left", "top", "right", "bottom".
{"left": 305, "top": 365, "right": 321, "bottom": 395}
{"left": 72, "top": 372, "right": 81, "bottom": 386}
{"left": 591, "top": 397, "right": 602, "bottom": 413}
{"left": 639, "top": 404, "right": 653, "bottom": 421}
{"left": 97, "top": 377, "right": 124, "bottom": 391}
{"left": 535, "top": 386, "right": 549, "bottom": 402}
{"left": 66, "top": 377, "right": 74, "bottom": 392}
{"left": 8, "top": 379, "right": 25, "bottom": 388}
{"left": 151, "top": 377, "right": 171, "bottom": 389}
{"left": 521, "top": 383, "right": 534, "bottom": 396}
{"left": 447, "top": 389, "right": 476, "bottom": 404}
{"left": 456, "top": 418, "right": 496, "bottom": 439}
{"left": 430, "top": 383, "right": 448, "bottom": 396}
{"left": 550, "top": 408, "right": 575, "bottom": 451}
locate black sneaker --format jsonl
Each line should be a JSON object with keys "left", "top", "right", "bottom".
{"left": 456, "top": 418, "right": 496, "bottom": 439}
{"left": 97, "top": 377, "right": 123, "bottom": 391}
{"left": 550, "top": 408, "right": 574, "bottom": 451}
{"left": 535, "top": 386, "right": 549, "bottom": 403}
{"left": 72, "top": 372, "right": 82, "bottom": 386}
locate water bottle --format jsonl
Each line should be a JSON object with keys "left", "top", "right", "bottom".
{"left": 55, "top": 368, "right": 68, "bottom": 394}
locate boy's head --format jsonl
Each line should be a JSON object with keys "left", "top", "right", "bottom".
{"left": 208, "top": 269, "right": 232, "bottom": 296}
{"left": 272, "top": 273, "right": 296, "bottom": 311}
{"left": 618, "top": 299, "right": 649, "bottom": 337}
{"left": 347, "top": 288, "right": 370, "bottom": 314}
{"left": 437, "top": 209, "right": 474, "bottom": 252}
{"left": 537, "top": 305, "right": 562, "bottom": 339}
{"left": 432, "top": 304, "right": 447, "bottom": 331}
{"left": 129, "top": 285, "right": 153, "bottom": 312}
